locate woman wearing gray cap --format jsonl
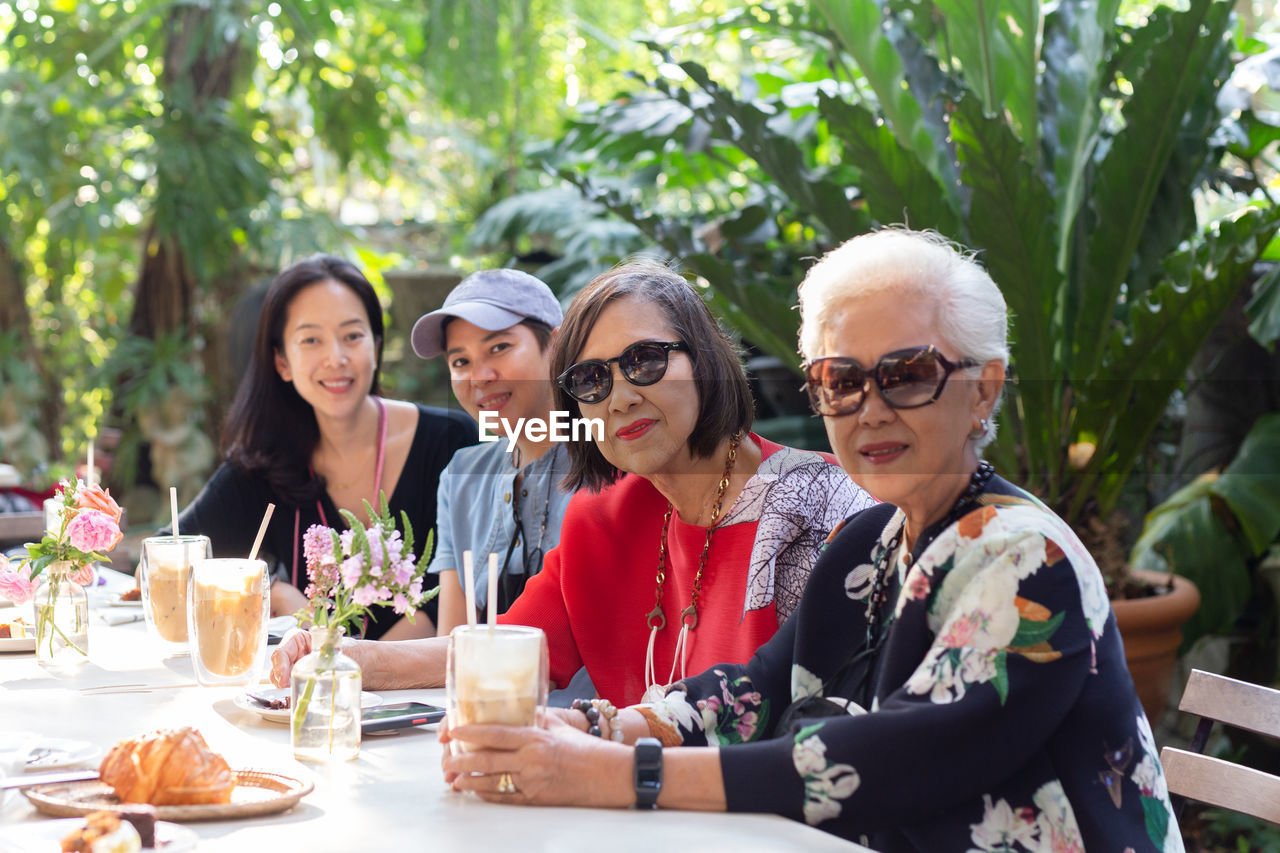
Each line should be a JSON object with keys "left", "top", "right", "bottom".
{"left": 164, "top": 255, "right": 476, "bottom": 640}
{"left": 408, "top": 269, "right": 576, "bottom": 636}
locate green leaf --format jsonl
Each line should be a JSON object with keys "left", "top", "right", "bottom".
{"left": 1076, "top": 205, "right": 1280, "bottom": 519}
{"left": 1040, "top": 0, "right": 1120, "bottom": 272}
{"left": 1075, "top": 0, "right": 1234, "bottom": 381}
{"left": 931, "top": 0, "right": 1039, "bottom": 153}
{"left": 1130, "top": 474, "right": 1252, "bottom": 647}
{"left": 1010, "top": 610, "right": 1065, "bottom": 648}
{"left": 1245, "top": 262, "right": 1280, "bottom": 348}
{"left": 793, "top": 722, "right": 825, "bottom": 744}
{"left": 1213, "top": 412, "right": 1280, "bottom": 554}
{"left": 992, "top": 651, "right": 1009, "bottom": 705}
{"left": 951, "top": 94, "right": 1063, "bottom": 497}
{"left": 401, "top": 510, "right": 415, "bottom": 559}
{"left": 818, "top": 93, "right": 962, "bottom": 237}
{"left": 679, "top": 61, "right": 864, "bottom": 241}
{"left": 1142, "top": 795, "right": 1170, "bottom": 847}
{"left": 814, "top": 0, "right": 960, "bottom": 210}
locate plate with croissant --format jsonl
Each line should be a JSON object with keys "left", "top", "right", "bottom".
{"left": 23, "top": 727, "right": 312, "bottom": 821}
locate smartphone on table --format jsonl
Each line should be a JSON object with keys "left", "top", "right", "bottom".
{"left": 361, "top": 702, "right": 445, "bottom": 733}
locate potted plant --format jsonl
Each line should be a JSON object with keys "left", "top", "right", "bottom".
{"left": 512, "top": 0, "right": 1280, "bottom": 717}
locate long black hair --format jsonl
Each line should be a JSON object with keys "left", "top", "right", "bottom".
{"left": 220, "top": 255, "right": 384, "bottom": 505}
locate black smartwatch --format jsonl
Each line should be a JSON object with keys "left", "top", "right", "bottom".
{"left": 633, "top": 737, "right": 663, "bottom": 809}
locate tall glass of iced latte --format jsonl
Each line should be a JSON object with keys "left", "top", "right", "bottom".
{"left": 188, "top": 558, "right": 269, "bottom": 686}
{"left": 446, "top": 625, "right": 548, "bottom": 753}
{"left": 140, "top": 534, "right": 210, "bottom": 655}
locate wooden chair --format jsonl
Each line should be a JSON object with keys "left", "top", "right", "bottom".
{"left": 1160, "top": 668, "right": 1280, "bottom": 824}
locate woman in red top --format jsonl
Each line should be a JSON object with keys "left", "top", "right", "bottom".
{"left": 271, "top": 261, "right": 871, "bottom": 703}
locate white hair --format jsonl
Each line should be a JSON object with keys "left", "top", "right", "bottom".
{"left": 796, "top": 228, "right": 1009, "bottom": 449}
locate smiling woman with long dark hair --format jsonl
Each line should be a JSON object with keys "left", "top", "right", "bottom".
{"left": 164, "top": 255, "right": 475, "bottom": 639}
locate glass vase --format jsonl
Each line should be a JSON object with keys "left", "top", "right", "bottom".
{"left": 35, "top": 561, "right": 89, "bottom": 671}
{"left": 291, "top": 626, "right": 362, "bottom": 762}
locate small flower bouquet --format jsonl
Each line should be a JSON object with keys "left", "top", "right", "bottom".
{"left": 290, "top": 494, "right": 436, "bottom": 760}
{"left": 0, "top": 479, "right": 124, "bottom": 664}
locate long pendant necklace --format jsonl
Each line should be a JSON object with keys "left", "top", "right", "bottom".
{"left": 642, "top": 431, "right": 741, "bottom": 703}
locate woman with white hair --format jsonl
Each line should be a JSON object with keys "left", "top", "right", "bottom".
{"left": 441, "top": 229, "right": 1181, "bottom": 852}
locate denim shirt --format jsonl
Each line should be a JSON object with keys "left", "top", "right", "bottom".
{"left": 427, "top": 440, "right": 574, "bottom": 613}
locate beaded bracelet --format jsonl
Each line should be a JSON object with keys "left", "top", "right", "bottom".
{"left": 571, "top": 698, "right": 626, "bottom": 742}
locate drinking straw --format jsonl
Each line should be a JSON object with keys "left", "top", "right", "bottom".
{"left": 487, "top": 551, "right": 499, "bottom": 631}
{"left": 461, "top": 550, "right": 477, "bottom": 629}
{"left": 249, "top": 503, "right": 275, "bottom": 562}
{"left": 170, "top": 487, "right": 180, "bottom": 539}
{"left": 86, "top": 439, "right": 95, "bottom": 486}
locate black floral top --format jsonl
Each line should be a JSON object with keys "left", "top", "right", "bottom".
{"left": 642, "top": 477, "right": 1183, "bottom": 852}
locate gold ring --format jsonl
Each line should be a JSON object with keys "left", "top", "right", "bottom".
{"left": 497, "top": 771, "right": 517, "bottom": 794}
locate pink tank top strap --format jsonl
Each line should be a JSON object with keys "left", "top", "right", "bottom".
{"left": 372, "top": 395, "right": 388, "bottom": 499}
{"left": 297, "top": 396, "right": 388, "bottom": 589}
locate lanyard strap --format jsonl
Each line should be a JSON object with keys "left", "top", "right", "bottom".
{"left": 292, "top": 396, "right": 389, "bottom": 587}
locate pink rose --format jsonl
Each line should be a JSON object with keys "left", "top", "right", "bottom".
{"left": 75, "top": 483, "right": 123, "bottom": 523}
{"left": 67, "top": 564, "right": 96, "bottom": 586}
{"left": 65, "top": 508, "right": 123, "bottom": 554}
{"left": 0, "top": 560, "right": 35, "bottom": 605}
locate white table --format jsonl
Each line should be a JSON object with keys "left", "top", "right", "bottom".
{"left": 0, "top": 570, "right": 869, "bottom": 851}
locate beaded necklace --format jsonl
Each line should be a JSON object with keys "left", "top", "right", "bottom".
{"left": 775, "top": 460, "right": 995, "bottom": 732}
{"left": 641, "top": 431, "right": 741, "bottom": 702}
{"left": 864, "top": 459, "right": 995, "bottom": 646}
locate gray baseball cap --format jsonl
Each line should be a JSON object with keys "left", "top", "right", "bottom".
{"left": 411, "top": 269, "right": 562, "bottom": 359}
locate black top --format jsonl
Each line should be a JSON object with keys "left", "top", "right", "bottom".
{"left": 166, "top": 404, "right": 476, "bottom": 639}
{"left": 648, "top": 477, "right": 1179, "bottom": 850}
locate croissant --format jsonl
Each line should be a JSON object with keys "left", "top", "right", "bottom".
{"left": 99, "top": 727, "right": 235, "bottom": 805}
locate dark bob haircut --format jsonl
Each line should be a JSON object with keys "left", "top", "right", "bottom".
{"left": 550, "top": 259, "right": 753, "bottom": 493}
{"left": 221, "top": 254, "right": 384, "bottom": 505}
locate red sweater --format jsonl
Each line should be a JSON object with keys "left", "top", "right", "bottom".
{"left": 501, "top": 436, "right": 844, "bottom": 706}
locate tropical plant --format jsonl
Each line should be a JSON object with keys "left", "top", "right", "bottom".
{"left": 529, "top": 0, "right": 1280, "bottom": 590}
{"left": 1131, "top": 412, "right": 1280, "bottom": 648}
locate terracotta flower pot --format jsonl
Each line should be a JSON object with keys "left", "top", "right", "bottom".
{"left": 1111, "top": 569, "right": 1201, "bottom": 723}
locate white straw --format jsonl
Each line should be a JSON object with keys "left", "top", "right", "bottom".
{"left": 86, "top": 440, "right": 95, "bottom": 487}
{"left": 170, "top": 487, "right": 180, "bottom": 539}
{"left": 461, "top": 550, "right": 477, "bottom": 629}
{"left": 248, "top": 503, "right": 275, "bottom": 562}
{"left": 487, "top": 552, "right": 499, "bottom": 631}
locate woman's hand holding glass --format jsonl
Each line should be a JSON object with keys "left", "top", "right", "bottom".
{"left": 441, "top": 714, "right": 634, "bottom": 807}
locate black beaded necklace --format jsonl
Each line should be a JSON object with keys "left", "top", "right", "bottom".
{"left": 776, "top": 460, "right": 995, "bottom": 733}
{"left": 863, "top": 459, "right": 995, "bottom": 642}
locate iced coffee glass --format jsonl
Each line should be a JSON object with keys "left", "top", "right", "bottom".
{"left": 446, "top": 625, "right": 548, "bottom": 753}
{"left": 140, "top": 534, "right": 210, "bottom": 655}
{"left": 188, "top": 558, "right": 269, "bottom": 686}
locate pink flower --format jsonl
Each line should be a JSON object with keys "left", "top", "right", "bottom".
{"left": 0, "top": 561, "right": 35, "bottom": 605}
{"left": 940, "top": 612, "right": 982, "bottom": 648}
{"left": 392, "top": 593, "right": 411, "bottom": 614}
{"left": 67, "top": 564, "right": 95, "bottom": 586}
{"left": 906, "top": 570, "right": 931, "bottom": 600}
{"left": 340, "top": 555, "right": 364, "bottom": 590}
{"left": 65, "top": 509, "right": 122, "bottom": 554}
{"left": 352, "top": 584, "right": 379, "bottom": 607}
{"left": 391, "top": 558, "right": 414, "bottom": 586}
{"left": 75, "top": 483, "right": 123, "bottom": 523}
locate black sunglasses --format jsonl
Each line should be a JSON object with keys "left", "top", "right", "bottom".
{"left": 557, "top": 341, "right": 689, "bottom": 404}
{"left": 802, "top": 345, "right": 979, "bottom": 417}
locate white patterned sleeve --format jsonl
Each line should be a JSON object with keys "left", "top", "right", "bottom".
{"left": 759, "top": 462, "right": 875, "bottom": 623}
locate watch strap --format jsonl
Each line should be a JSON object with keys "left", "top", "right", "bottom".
{"left": 633, "top": 736, "right": 663, "bottom": 809}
